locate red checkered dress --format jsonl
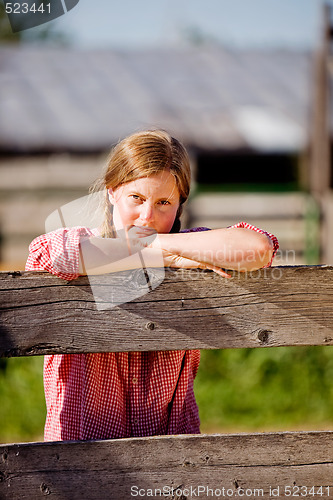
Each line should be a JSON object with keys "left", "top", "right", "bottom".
{"left": 26, "top": 223, "right": 278, "bottom": 441}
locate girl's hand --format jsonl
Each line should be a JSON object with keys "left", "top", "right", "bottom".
{"left": 126, "top": 225, "right": 157, "bottom": 239}
{"left": 122, "top": 225, "right": 157, "bottom": 254}
{"left": 161, "top": 250, "right": 231, "bottom": 278}
{"left": 123, "top": 228, "right": 231, "bottom": 277}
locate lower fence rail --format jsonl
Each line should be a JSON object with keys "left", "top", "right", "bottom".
{"left": 1, "top": 431, "right": 333, "bottom": 499}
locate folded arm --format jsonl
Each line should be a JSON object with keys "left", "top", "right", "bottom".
{"left": 150, "top": 227, "right": 274, "bottom": 273}
{"left": 79, "top": 226, "right": 275, "bottom": 277}
{"left": 26, "top": 224, "right": 277, "bottom": 280}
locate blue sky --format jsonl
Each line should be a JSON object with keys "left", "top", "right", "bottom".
{"left": 40, "top": 0, "right": 326, "bottom": 50}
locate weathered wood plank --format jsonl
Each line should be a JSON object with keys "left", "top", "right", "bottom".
{"left": 1, "top": 267, "right": 333, "bottom": 500}
{"left": 1, "top": 266, "right": 333, "bottom": 356}
{"left": 0, "top": 432, "right": 332, "bottom": 499}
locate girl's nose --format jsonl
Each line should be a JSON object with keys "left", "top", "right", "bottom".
{"left": 140, "top": 203, "right": 154, "bottom": 223}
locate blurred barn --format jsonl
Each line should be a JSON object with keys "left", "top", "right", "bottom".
{"left": 0, "top": 23, "right": 332, "bottom": 268}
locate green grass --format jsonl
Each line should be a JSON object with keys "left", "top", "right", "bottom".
{"left": 1, "top": 346, "right": 333, "bottom": 443}
{"left": 195, "top": 346, "right": 333, "bottom": 433}
{"left": 0, "top": 356, "right": 45, "bottom": 443}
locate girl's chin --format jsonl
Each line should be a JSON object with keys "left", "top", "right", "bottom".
{"left": 115, "top": 225, "right": 158, "bottom": 237}
{"left": 132, "top": 226, "right": 157, "bottom": 234}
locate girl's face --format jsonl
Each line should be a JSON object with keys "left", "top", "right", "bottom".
{"left": 108, "top": 171, "right": 181, "bottom": 234}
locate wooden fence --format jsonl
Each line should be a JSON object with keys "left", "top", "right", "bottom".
{"left": 1, "top": 266, "right": 333, "bottom": 499}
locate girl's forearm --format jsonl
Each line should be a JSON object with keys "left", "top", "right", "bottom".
{"left": 79, "top": 228, "right": 274, "bottom": 275}
{"left": 79, "top": 237, "right": 133, "bottom": 274}
{"left": 79, "top": 237, "right": 164, "bottom": 275}
{"left": 153, "top": 228, "right": 274, "bottom": 271}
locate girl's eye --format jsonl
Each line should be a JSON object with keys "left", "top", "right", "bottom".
{"left": 159, "top": 200, "right": 170, "bottom": 206}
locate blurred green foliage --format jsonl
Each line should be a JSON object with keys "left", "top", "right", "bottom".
{"left": 1, "top": 346, "right": 333, "bottom": 443}
{"left": 0, "top": 2, "right": 20, "bottom": 42}
{"left": 0, "top": 357, "right": 45, "bottom": 443}
{"left": 195, "top": 346, "right": 333, "bottom": 433}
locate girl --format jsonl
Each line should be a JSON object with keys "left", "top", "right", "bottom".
{"left": 26, "top": 130, "right": 279, "bottom": 441}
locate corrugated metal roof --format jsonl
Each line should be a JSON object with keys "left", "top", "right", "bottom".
{"left": 0, "top": 44, "right": 313, "bottom": 153}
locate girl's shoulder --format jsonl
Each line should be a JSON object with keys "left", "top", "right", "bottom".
{"left": 26, "top": 226, "right": 100, "bottom": 279}
{"left": 28, "top": 226, "right": 100, "bottom": 255}
{"left": 30, "top": 226, "right": 100, "bottom": 245}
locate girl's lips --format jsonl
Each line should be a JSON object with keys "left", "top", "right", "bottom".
{"left": 131, "top": 225, "right": 157, "bottom": 235}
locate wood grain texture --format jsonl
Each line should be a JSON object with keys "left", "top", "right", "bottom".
{"left": 1, "top": 267, "right": 333, "bottom": 499}
{"left": 0, "top": 431, "right": 332, "bottom": 499}
{"left": 1, "top": 266, "right": 333, "bottom": 357}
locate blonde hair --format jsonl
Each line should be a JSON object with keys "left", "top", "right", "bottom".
{"left": 93, "top": 130, "right": 191, "bottom": 237}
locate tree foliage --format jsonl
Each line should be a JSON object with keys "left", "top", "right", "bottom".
{"left": 0, "top": 1, "right": 20, "bottom": 42}
{"left": 0, "top": 1, "right": 69, "bottom": 44}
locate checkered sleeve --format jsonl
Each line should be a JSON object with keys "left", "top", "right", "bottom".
{"left": 25, "top": 226, "right": 94, "bottom": 280}
{"left": 228, "top": 221, "right": 279, "bottom": 267}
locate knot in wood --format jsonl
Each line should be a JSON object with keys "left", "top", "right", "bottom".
{"left": 258, "top": 329, "right": 271, "bottom": 343}
{"left": 182, "top": 459, "right": 195, "bottom": 467}
{"left": 131, "top": 269, "right": 150, "bottom": 288}
{"left": 40, "top": 483, "right": 51, "bottom": 495}
{"left": 145, "top": 322, "right": 155, "bottom": 330}
{"left": 8, "top": 271, "right": 21, "bottom": 278}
